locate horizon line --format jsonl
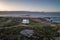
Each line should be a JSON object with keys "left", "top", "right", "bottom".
{"left": 0, "top": 11, "right": 60, "bottom": 12}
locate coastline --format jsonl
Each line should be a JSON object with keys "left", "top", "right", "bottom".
{"left": 0, "top": 16, "right": 60, "bottom": 26}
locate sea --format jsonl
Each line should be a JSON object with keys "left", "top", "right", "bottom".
{"left": 0, "top": 11, "right": 60, "bottom": 23}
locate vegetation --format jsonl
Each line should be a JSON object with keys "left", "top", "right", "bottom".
{"left": 0, "top": 17, "right": 59, "bottom": 40}
{"left": 33, "top": 26, "right": 57, "bottom": 40}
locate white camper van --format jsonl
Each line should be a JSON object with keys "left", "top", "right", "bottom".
{"left": 22, "top": 19, "right": 29, "bottom": 24}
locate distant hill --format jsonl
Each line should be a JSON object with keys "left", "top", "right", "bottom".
{"left": 0, "top": 11, "right": 39, "bottom": 14}
{"left": 0, "top": 11, "right": 60, "bottom": 14}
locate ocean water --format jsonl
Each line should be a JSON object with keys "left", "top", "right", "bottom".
{"left": 45, "top": 17, "right": 60, "bottom": 23}
{"left": 0, "top": 12, "right": 60, "bottom": 23}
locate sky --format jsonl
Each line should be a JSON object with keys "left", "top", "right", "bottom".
{"left": 0, "top": 0, "right": 60, "bottom": 12}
